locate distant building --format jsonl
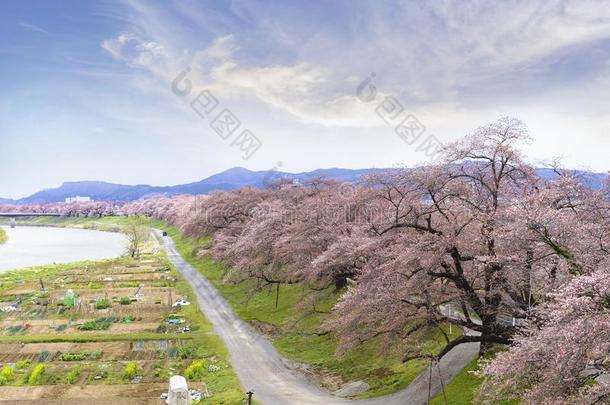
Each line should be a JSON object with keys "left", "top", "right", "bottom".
{"left": 65, "top": 196, "right": 92, "bottom": 203}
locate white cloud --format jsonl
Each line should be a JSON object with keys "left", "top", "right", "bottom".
{"left": 97, "top": 0, "right": 610, "bottom": 171}
{"left": 101, "top": 30, "right": 386, "bottom": 127}
{"left": 103, "top": 0, "right": 610, "bottom": 129}
{"left": 429, "top": 0, "right": 610, "bottom": 68}
{"left": 101, "top": 33, "right": 164, "bottom": 66}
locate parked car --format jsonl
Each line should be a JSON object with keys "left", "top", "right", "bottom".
{"left": 172, "top": 298, "right": 191, "bottom": 307}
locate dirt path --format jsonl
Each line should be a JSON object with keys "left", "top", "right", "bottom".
{"left": 0, "top": 383, "right": 167, "bottom": 404}
{"left": 158, "top": 231, "right": 479, "bottom": 405}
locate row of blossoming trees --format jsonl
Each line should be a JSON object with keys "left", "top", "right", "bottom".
{"left": 0, "top": 201, "right": 119, "bottom": 217}
{"left": 3, "top": 118, "right": 608, "bottom": 403}
{"left": 122, "top": 118, "right": 609, "bottom": 404}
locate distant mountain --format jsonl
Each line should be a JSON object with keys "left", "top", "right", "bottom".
{"left": 535, "top": 168, "right": 608, "bottom": 190}
{"left": 21, "top": 181, "right": 162, "bottom": 204}
{"left": 3, "top": 167, "right": 606, "bottom": 204}
{"left": 5, "top": 167, "right": 389, "bottom": 204}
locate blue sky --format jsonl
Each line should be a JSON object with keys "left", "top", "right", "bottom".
{"left": 1, "top": 0, "right": 609, "bottom": 199}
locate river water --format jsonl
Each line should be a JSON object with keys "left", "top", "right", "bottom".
{"left": 0, "top": 226, "right": 127, "bottom": 272}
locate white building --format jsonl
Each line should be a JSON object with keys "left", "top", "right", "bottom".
{"left": 65, "top": 196, "right": 92, "bottom": 203}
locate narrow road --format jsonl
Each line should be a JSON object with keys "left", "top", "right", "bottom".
{"left": 158, "top": 231, "right": 479, "bottom": 405}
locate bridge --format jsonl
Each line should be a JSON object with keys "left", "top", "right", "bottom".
{"left": 0, "top": 213, "right": 61, "bottom": 228}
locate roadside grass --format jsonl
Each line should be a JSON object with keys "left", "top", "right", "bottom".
{"left": 430, "top": 349, "right": 517, "bottom": 405}
{"left": 430, "top": 357, "right": 482, "bottom": 404}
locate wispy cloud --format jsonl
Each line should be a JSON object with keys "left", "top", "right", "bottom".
{"left": 99, "top": 0, "right": 610, "bottom": 129}
{"left": 101, "top": 28, "right": 378, "bottom": 126}
{"left": 18, "top": 21, "right": 48, "bottom": 35}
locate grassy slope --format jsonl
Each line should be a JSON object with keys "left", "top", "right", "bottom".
{"left": 4, "top": 216, "right": 467, "bottom": 400}
{"left": 430, "top": 357, "right": 482, "bottom": 405}
{"left": 0, "top": 227, "right": 7, "bottom": 245}
{"left": 430, "top": 354, "right": 519, "bottom": 405}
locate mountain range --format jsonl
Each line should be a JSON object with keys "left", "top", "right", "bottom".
{"left": 1, "top": 167, "right": 607, "bottom": 204}
{"left": 1, "top": 167, "right": 386, "bottom": 204}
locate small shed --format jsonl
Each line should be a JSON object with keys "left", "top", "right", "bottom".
{"left": 166, "top": 375, "right": 192, "bottom": 405}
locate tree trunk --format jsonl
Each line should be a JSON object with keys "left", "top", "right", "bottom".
{"left": 275, "top": 283, "right": 280, "bottom": 309}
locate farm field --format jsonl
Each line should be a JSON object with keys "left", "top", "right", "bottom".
{"left": 0, "top": 236, "right": 244, "bottom": 403}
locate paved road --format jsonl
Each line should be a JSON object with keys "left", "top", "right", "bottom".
{"left": 158, "top": 231, "right": 479, "bottom": 405}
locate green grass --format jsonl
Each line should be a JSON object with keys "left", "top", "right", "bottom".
{"left": 0, "top": 227, "right": 7, "bottom": 245}
{"left": 430, "top": 352, "right": 519, "bottom": 405}
{"left": 430, "top": 357, "right": 482, "bottom": 405}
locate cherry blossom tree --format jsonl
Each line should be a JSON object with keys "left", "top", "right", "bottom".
{"left": 331, "top": 117, "right": 584, "bottom": 358}
{"left": 479, "top": 269, "right": 610, "bottom": 404}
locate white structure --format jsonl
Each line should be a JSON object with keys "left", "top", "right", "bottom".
{"left": 166, "top": 375, "right": 192, "bottom": 405}
{"left": 65, "top": 196, "right": 92, "bottom": 203}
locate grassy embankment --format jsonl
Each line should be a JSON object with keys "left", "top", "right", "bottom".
{"left": 3, "top": 216, "right": 465, "bottom": 400}
{"left": 0, "top": 229, "right": 245, "bottom": 403}
{"left": 430, "top": 357, "right": 482, "bottom": 404}
{"left": 429, "top": 351, "right": 518, "bottom": 405}
{"left": 164, "top": 222, "right": 469, "bottom": 399}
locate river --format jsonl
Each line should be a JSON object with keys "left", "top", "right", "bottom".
{"left": 0, "top": 225, "right": 127, "bottom": 272}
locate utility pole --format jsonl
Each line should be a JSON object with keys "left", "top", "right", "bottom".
{"left": 246, "top": 390, "right": 254, "bottom": 405}
{"left": 436, "top": 359, "right": 448, "bottom": 405}
{"left": 448, "top": 304, "right": 453, "bottom": 335}
{"left": 527, "top": 269, "right": 532, "bottom": 313}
